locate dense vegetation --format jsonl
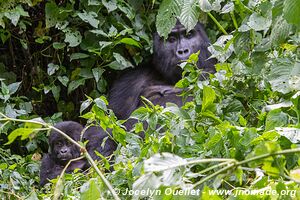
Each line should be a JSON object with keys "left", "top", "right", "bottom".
{"left": 0, "top": 0, "right": 300, "bottom": 199}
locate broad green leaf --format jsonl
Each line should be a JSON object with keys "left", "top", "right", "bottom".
{"left": 283, "top": 0, "right": 300, "bottom": 26}
{"left": 92, "top": 67, "right": 104, "bottom": 82}
{"left": 270, "top": 16, "right": 292, "bottom": 46}
{"left": 47, "top": 63, "right": 59, "bottom": 75}
{"left": 53, "top": 42, "right": 66, "bottom": 49}
{"left": 221, "top": 2, "right": 234, "bottom": 13}
{"left": 178, "top": 0, "right": 199, "bottom": 32}
{"left": 268, "top": 59, "right": 300, "bottom": 94}
{"left": 118, "top": 38, "right": 142, "bottom": 48}
{"left": 6, "top": 128, "right": 35, "bottom": 145}
{"left": 58, "top": 76, "right": 69, "bottom": 87}
{"left": 202, "top": 86, "right": 216, "bottom": 112}
{"left": 265, "top": 109, "right": 288, "bottom": 131}
{"left": 206, "top": 133, "right": 221, "bottom": 149}
{"left": 70, "top": 53, "right": 90, "bottom": 61}
{"left": 247, "top": 12, "right": 272, "bottom": 31}
{"left": 275, "top": 127, "right": 300, "bottom": 143}
{"left": 8, "top": 81, "right": 21, "bottom": 95}
{"left": 239, "top": 128, "right": 258, "bottom": 146}
{"left": 133, "top": 173, "right": 161, "bottom": 197}
{"left": 156, "top": 0, "right": 182, "bottom": 38}
{"left": 64, "top": 30, "right": 82, "bottom": 47}
{"left": 51, "top": 85, "right": 61, "bottom": 102}
{"left": 24, "top": 120, "right": 43, "bottom": 129}
{"left": 102, "top": 0, "right": 118, "bottom": 13}
{"left": 77, "top": 11, "right": 99, "bottom": 28}
{"left": 80, "top": 99, "right": 92, "bottom": 114}
{"left": 67, "top": 78, "right": 85, "bottom": 94}
{"left": 108, "top": 53, "right": 134, "bottom": 70}
{"left": 144, "top": 153, "right": 187, "bottom": 172}
{"left": 94, "top": 97, "right": 107, "bottom": 111}
{"left": 4, "top": 5, "right": 29, "bottom": 26}
{"left": 99, "top": 41, "right": 112, "bottom": 50}
{"left": 80, "top": 178, "right": 101, "bottom": 199}
{"left": 45, "top": 2, "right": 68, "bottom": 28}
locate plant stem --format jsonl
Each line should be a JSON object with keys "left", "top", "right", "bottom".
{"left": 0, "top": 113, "right": 121, "bottom": 200}
{"left": 208, "top": 12, "right": 228, "bottom": 35}
{"left": 193, "top": 147, "right": 300, "bottom": 187}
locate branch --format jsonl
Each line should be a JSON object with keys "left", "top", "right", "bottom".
{"left": 0, "top": 113, "right": 121, "bottom": 200}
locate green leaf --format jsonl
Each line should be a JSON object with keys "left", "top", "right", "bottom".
{"left": 144, "top": 153, "right": 187, "bottom": 172}
{"left": 67, "top": 79, "right": 85, "bottom": 94}
{"left": 70, "top": 53, "right": 90, "bottom": 61}
{"left": 94, "top": 97, "right": 107, "bottom": 111}
{"left": 179, "top": 0, "right": 199, "bottom": 32}
{"left": 51, "top": 85, "right": 61, "bottom": 102}
{"left": 8, "top": 81, "right": 21, "bottom": 95}
{"left": 47, "top": 63, "right": 59, "bottom": 75}
{"left": 268, "top": 59, "right": 300, "bottom": 94}
{"left": 156, "top": 0, "right": 182, "bottom": 38}
{"left": 4, "top": 5, "right": 29, "bottom": 26}
{"left": 80, "top": 179, "right": 101, "bottom": 199}
{"left": 80, "top": 99, "right": 92, "bottom": 114}
{"left": 275, "top": 127, "right": 300, "bottom": 143}
{"left": 283, "top": 0, "right": 300, "bottom": 26}
{"left": 77, "top": 11, "right": 99, "bottom": 28}
{"left": 221, "top": 2, "right": 234, "bottom": 14}
{"left": 271, "top": 16, "right": 292, "bottom": 46}
{"left": 247, "top": 12, "right": 272, "bottom": 31}
{"left": 118, "top": 38, "right": 142, "bottom": 48}
{"left": 58, "top": 76, "right": 69, "bottom": 87}
{"left": 64, "top": 30, "right": 82, "bottom": 47}
{"left": 98, "top": 41, "right": 112, "bottom": 50}
{"left": 265, "top": 109, "right": 288, "bottom": 131}
{"left": 53, "top": 42, "right": 66, "bottom": 49}
{"left": 45, "top": 2, "right": 68, "bottom": 28}
{"left": 6, "top": 128, "right": 35, "bottom": 145}
{"left": 202, "top": 86, "right": 216, "bottom": 112}
{"left": 102, "top": 0, "right": 118, "bottom": 13}
{"left": 92, "top": 67, "right": 104, "bottom": 82}
{"left": 108, "top": 53, "right": 134, "bottom": 70}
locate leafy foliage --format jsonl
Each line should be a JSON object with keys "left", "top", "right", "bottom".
{"left": 0, "top": 0, "right": 300, "bottom": 199}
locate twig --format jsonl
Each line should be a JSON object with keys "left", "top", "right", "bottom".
{"left": 0, "top": 113, "right": 121, "bottom": 200}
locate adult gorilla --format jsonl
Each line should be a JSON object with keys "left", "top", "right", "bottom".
{"left": 109, "top": 21, "right": 216, "bottom": 124}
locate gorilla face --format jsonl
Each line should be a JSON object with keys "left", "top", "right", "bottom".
{"left": 153, "top": 21, "right": 214, "bottom": 84}
{"left": 51, "top": 139, "right": 77, "bottom": 163}
{"left": 48, "top": 121, "right": 83, "bottom": 165}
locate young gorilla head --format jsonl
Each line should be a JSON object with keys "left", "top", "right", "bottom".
{"left": 153, "top": 20, "right": 216, "bottom": 84}
{"left": 49, "top": 121, "right": 83, "bottom": 165}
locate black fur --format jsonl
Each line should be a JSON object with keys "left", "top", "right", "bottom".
{"left": 40, "top": 121, "right": 86, "bottom": 186}
{"left": 40, "top": 122, "right": 117, "bottom": 186}
{"left": 109, "top": 22, "right": 216, "bottom": 124}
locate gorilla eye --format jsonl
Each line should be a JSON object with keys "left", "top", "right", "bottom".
{"left": 186, "top": 30, "right": 195, "bottom": 39}
{"left": 167, "top": 36, "right": 176, "bottom": 43}
{"left": 56, "top": 141, "right": 63, "bottom": 146}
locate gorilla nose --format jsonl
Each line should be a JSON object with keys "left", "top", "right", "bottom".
{"left": 176, "top": 48, "right": 190, "bottom": 59}
{"left": 60, "top": 147, "right": 68, "bottom": 154}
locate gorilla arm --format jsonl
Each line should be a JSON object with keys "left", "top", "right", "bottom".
{"left": 140, "top": 85, "right": 189, "bottom": 107}
{"left": 109, "top": 68, "right": 165, "bottom": 120}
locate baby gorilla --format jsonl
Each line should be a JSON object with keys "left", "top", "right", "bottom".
{"left": 40, "top": 121, "right": 117, "bottom": 186}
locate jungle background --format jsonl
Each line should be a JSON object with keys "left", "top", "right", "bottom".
{"left": 0, "top": 0, "right": 300, "bottom": 199}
